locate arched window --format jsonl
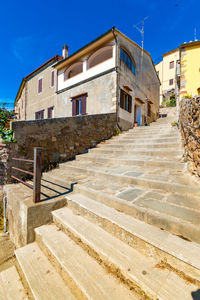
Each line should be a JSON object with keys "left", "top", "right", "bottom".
{"left": 87, "top": 46, "right": 113, "bottom": 69}
{"left": 64, "top": 62, "right": 83, "bottom": 81}
{"left": 120, "top": 48, "right": 136, "bottom": 74}
{"left": 197, "top": 87, "right": 200, "bottom": 95}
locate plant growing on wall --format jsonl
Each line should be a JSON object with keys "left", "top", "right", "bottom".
{"left": 0, "top": 104, "right": 16, "bottom": 143}
{"left": 166, "top": 94, "right": 176, "bottom": 107}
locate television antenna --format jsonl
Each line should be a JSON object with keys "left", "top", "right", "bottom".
{"left": 133, "top": 16, "right": 149, "bottom": 55}
{"left": 194, "top": 28, "right": 197, "bottom": 41}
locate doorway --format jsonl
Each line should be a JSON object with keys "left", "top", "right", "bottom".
{"left": 134, "top": 105, "right": 142, "bottom": 126}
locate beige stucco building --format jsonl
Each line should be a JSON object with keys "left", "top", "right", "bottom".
{"left": 179, "top": 41, "right": 200, "bottom": 99}
{"left": 155, "top": 48, "right": 179, "bottom": 104}
{"left": 15, "top": 28, "right": 160, "bottom": 129}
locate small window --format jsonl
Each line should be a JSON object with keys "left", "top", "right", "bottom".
{"left": 120, "top": 48, "right": 136, "bottom": 74}
{"left": 170, "top": 61, "right": 174, "bottom": 69}
{"left": 120, "top": 89, "right": 132, "bottom": 113}
{"left": 169, "top": 79, "right": 173, "bottom": 85}
{"left": 38, "top": 78, "right": 43, "bottom": 93}
{"left": 35, "top": 109, "right": 44, "bottom": 120}
{"left": 197, "top": 87, "right": 200, "bottom": 95}
{"left": 51, "top": 71, "right": 54, "bottom": 87}
{"left": 48, "top": 106, "right": 54, "bottom": 119}
{"left": 72, "top": 94, "right": 87, "bottom": 116}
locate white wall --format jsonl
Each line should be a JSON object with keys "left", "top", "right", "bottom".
{"left": 57, "top": 45, "right": 116, "bottom": 91}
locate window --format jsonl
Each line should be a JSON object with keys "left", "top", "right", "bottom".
{"left": 169, "top": 79, "right": 173, "bottom": 85}
{"left": 48, "top": 106, "right": 54, "bottom": 118}
{"left": 72, "top": 94, "right": 87, "bottom": 116}
{"left": 170, "top": 61, "right": 174, "bottom": 69}
{"left": 51, "top": 71, "right": 54, "bottom": 87}
{"left": 35, "top": 109, "right": 44, "bottom": 120}
{"left": 157, "top": 71, "right": 159, "bottom": 77}
{"left": 38, "top": 78, "right": 43, "bottom": 93}
{"left": 120, "top": 48, "right": 136, "bottom": 74}
{"left": 120, "top": 89, "right": 132, "bottom": 113}
{"left": 197, "top": 87, "right": 200, "bottom": 95}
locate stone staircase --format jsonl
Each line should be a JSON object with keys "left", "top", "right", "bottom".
{"left": 1, "top": 115, "right": 200, "bottom": 299}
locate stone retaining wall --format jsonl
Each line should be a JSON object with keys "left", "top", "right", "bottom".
{"left": 179, "top": 97, "right": 200, "bottom": 177}
{"left": 1, "top": 113, "right": 116, "bottom": 183}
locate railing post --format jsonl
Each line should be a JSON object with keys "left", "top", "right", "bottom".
{"left": 33, "top": 147, "right": 42, "bottom": 203}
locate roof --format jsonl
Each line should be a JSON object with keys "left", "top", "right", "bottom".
{"left": 15, "top": 55, "right": 62, "bottom": 105}
{"left": 162, "top": 48, "right": 179, "bottom": 57}
{"left": 54, "top": 27, "right": 153, "bottom": 70}
{"left": 179, "top": 40, "right": 200, "bottom": 49}
{"left": 53, "top": 27, "right": 160, "bottom": 84}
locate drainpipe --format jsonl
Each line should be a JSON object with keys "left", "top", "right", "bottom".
{"left": 3, "top": 195, "right": 7, "bottom": 233}
{"left": 112, "top": 28, "right": 120, "bottom": 129}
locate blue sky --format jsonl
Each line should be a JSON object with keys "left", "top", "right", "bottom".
{"left": 0, "top": 0, "right": 199, "bottom": 107}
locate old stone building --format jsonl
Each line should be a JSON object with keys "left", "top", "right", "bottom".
{"left": 15, "top": 28, "right": 160, "bottom": 129}
{"left": 15, "top": 55, "right": 62, "bottom": 120}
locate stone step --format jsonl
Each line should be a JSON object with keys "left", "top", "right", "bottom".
{"left": 52, "top": 207, "right": 200, "bottom": 300}
{"left": 73, "top": 184, "right": 200, "bottom": 243}
{"left": 0, "top": 266, "right": 28, "bottom": 300}
{"left": 127, "top": 128, "right": 176, "bottom": 134}
{"left": 15, "top": 243, "right": 76, "bottom": 300}
{"left": 64, "top": 191, "right": 200, "bottom": 281}
{"left": 35, "top": 225, "right": 137, "bottom": 300}
{"left": 76, "top": 154, "right": 186, "bottom": 170}
{"left": 113, "top": 136, "right": 181, "bottom": 143}
{"left": 119, "top": 133, "right": 180, "bottom": 139}
{"left": 59, "top": 164, "right": 200, "bottom": 196}
{"left": 89, "top": 147, "right": 183, "bottom": 158}
{"left": 98, "top": 142, "right": 182, "bottom": 150}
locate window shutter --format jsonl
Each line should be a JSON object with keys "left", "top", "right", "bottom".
{"left": 81, "top": 97, "right": 86, "bottom": 115}
{"left": 38, "top": 78, "right": 42, "bottom": 93}
{"left": 72, "top": 100, "right": 76, "bottom": 116}
{"left": 51, "top": 71, "right": 54, "bottom": 87}
{"left": 41, "top": 110, "right": 44, "bottom": 119}
{"left": 129, "top": 95, "right": 132, "bottom": 113}
{"left": 48, "top": 107, "right": 51, "bottom": 118}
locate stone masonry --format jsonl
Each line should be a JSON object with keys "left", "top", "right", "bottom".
{"left": 179, "top": 97, "right": 200, "bottom": 177}
{"left": 1, "top": 113, "right": 116, "bottom": 184}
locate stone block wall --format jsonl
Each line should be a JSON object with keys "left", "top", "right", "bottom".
{"left": 179, "top": 97, "right": 200, "bottom": 177}
{"left": 1, "top": 113, "right": 116, "bottom": 183}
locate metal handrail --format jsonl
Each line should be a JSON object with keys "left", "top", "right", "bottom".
{"left": 11, "top": 147, "right": 42, "bottom": 203}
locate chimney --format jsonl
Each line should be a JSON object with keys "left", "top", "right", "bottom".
{"left": 62, "top": 45, "right": 69, "bottom": 58}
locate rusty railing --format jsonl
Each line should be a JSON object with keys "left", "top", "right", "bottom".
{"left": 11, "top": 147, "right": 42, "bottom": 203}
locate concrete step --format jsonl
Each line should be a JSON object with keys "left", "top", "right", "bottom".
{"left": 89, "top": 147, "right": 183, "bottom": 158}
{"left": 0, "top": 266, "right": 28, "bottom": 300}
{"left": 15, "top": 243, "right": 76, "bottom": 300}
{"left": 98, "top": 142, "right": 182, "bottom": 150}
{"left": 52, "top": 207, "right": 200, "bottom": 300}
{"left": 76, "top": 154, "right": 186, "bottom": 170}
{"left": 64, "top": 191, "right": 200, "bottom": 281}
{"left": 59, "top": 164, "right": 200, "bottom": 196}
{"left": 35, "top": 225, "right": 137, "bottom": 300}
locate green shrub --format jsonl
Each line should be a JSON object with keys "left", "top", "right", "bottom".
{"left": 0, "top": 104, "right": 16, "bottom": 143}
